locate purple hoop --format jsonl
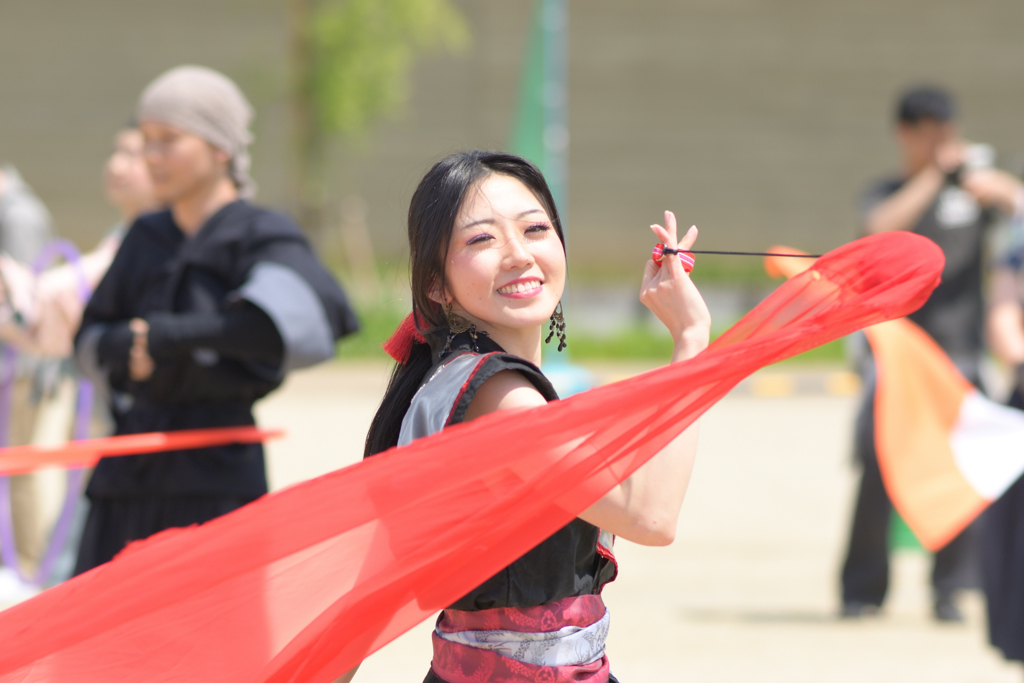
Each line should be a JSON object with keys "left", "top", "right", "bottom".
{"left": 0, "top": 239, "right": 93, "bottom": 586}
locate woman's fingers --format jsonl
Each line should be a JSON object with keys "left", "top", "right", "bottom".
{"left": 664, "top": 210, "right": 678, "bottom": 245}
{"left": 641, "top": 258, "right": 660, "bottom": 288}
{"left": 678, "top": 225, "right": 698, "bottom": 251}
{"left": 649, "top": 223, "right": 682, "bottom": 275}
{"left": 648, "top": 213, "right": 697, "bottom": 280}
{"left": 649, "top": 223, "right": 673, "bottom": 248}
{"left": 650, "top": 215, "right": 697, "bottom": 253}
{"left": 640, "top": 211, "right": 711, "bottom": 354}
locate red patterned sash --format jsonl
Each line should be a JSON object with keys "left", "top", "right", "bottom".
{"left": 431, "top": 594, "right": 610, "bottom": 683}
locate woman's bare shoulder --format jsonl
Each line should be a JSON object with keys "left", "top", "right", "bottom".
{"left": 464, "top": 369, "right": 547, "bottom": 421}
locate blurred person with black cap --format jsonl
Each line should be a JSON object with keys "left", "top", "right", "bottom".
{"left": 841, "top": 86, "right": 1024, "bottom": 622}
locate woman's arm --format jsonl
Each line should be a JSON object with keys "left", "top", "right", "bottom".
{"left": 464, "top": 368, "right": 700, "bottom": 547}
{"left": 74, "top": 221, "right": 160, "bottom": 386}
{"left": 465, "top": 211, "right": 711, "bottom": 547}
{"left": 123, "top": 303, "right": 285, "bottom": 383}
{"left": 144, "top": 302, "right": 284, "bottom": 365}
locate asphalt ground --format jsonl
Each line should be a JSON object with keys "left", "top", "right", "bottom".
{"left": 253, "top": 361, "right": 1023, "bottom": 683}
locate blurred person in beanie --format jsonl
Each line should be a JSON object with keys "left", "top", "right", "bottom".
{"left": 841, "top": 85, "right": 1024, "bottom": 622}
{"left": 72, "top": 66, "right": 359, "bottom": 575}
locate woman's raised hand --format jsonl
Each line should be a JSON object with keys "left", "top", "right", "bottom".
{"left": 639, "top": 210, "right": 711, "bottom": 361}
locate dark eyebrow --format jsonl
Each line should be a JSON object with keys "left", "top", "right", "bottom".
{"left": 459, "top": 209, "right": 545, "bottom": 231}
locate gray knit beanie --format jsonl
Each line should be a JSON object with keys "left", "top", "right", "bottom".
{"left": 136, "top": 65, "right": 256, "bottom": 198}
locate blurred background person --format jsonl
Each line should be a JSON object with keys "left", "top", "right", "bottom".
{"left": 0, "top": 164, "right": 53, "bottom": 265}
{"left": 41, "top": 123, "right": 160, "bottom": 586}
{"left": 841, "top": 85, "right": 1024, "bottom": 622}
{"left": 982, "top": 228, "right": 1024, "bottom": 668}
{"left": 104, "top": 125, "right": 160, "bottom": 236}
{"left": 0, "top": 124, "right": 159, "bottom": 359}
{"left": 0, "top": 162, "right": 54, "bottom": 598}
{"left": 0, "top": 126, "right": 159, "bottom": 592}
{"left": 72, "top": 66, "right": 358, "bottom": 575}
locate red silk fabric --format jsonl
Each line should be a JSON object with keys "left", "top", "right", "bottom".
{"left": 0, "top": 426, "right": 284, "bottom": 475}
{"left": 0, "top": 232, "right": 941, "bottom": 682}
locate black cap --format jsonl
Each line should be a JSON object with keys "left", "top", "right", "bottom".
{"left": 896, "top": 86, "right": 956, "bottom": 125}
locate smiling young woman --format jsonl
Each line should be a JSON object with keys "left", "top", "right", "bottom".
{"left": 356, "top": 151, "right": 711, "bottom": 683}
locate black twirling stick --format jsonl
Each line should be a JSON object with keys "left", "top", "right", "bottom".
{"left": 682, "top": 249, "right": 822, "bottom": 258}
{"left": 656, "top": 245, "right": 824, "bottom": 263}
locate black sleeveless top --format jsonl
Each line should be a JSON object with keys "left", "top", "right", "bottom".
{"left": 395, "top": 333, "right": 617, "bottom": 611}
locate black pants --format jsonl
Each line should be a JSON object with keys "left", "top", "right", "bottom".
{"left": 840, "top": 380, "right": 979, "bottom": 606}
{"left": 73, "top": 494, "right": 254, "bottom": 576}
{"left": 979, "top": 387, "right": 1024, "bottom": 662}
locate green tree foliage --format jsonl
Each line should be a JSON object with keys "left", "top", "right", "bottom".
{"left": 290, "top": 0, "right": 469, "bottom": 237}
{"left": 309, "top": 0, "right": 468, "bottom": 136}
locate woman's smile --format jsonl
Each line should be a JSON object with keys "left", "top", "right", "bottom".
{"left": 497, "top": 277, "right": 543, "bottom": 298}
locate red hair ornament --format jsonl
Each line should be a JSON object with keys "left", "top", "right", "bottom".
{"left": 382, "top": 311, "right": 428, "bottom": 363}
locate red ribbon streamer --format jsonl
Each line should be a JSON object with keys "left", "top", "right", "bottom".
{"left": 0, "top": 426, "right": 285, "bottom": 475}
{"left": 0, "top": 232, "right": 942, "bottom": 682}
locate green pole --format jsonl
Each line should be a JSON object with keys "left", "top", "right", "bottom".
{"left": 510, "top": 0, "right": 590, "bottom": 393}
{"left": 510, "top": 0, "right": 568, "bottom": 230}
{"left": 540, "top": 0, "right": 569, "bottom": 232}
{"left": 509, "top": 3, "right": 546, "bottom": 169}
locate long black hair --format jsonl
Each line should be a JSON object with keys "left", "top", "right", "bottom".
{"left": 364, "top": 151, "right": 565, "bottom": 457}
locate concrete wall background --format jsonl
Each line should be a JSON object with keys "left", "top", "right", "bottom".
{"left": 2, "top": 1, "right": 1024, "bottom": 272}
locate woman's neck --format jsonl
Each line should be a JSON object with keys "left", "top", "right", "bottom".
{"left": 478, "top": 324, "right": 544, "bottom": 366}
{"left": 171, "top": 178, "right": 239, "bottom": 237}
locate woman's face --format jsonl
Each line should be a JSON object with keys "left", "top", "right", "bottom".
{"left": 139, "top": 120, "right": 229, "bottom": 204}
{"left": 442, "top": 173, "right": 566, "bottom": 338}
{"left": 104, "top": 129, "right": 156, "bottom": 216}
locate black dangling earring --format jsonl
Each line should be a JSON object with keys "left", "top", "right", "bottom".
{"left": 444, "top": 302, "right": 483, "bottom": 355}
{"left": 545, "top": 302, "right": 567, "bottom": 352}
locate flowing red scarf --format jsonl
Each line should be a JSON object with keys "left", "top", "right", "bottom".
{"left": 0, "top": 231, "right": 941, "bottom": 682}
